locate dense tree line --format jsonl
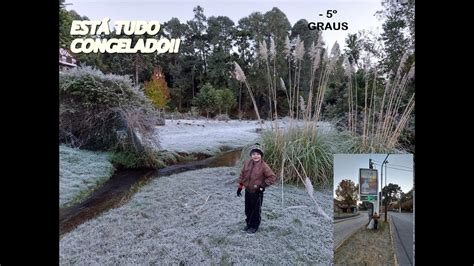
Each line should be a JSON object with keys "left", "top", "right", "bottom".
{"left": 60, "top": 1, "right": 415, "bottom": 150}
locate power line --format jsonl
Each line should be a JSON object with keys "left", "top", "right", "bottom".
{"left": 373, "top": 162, "right": 413, "bottom": 171}
{"left": 372, "top": 160, "right": 412, "bottom": 170}
{"left": 385, "top": 166, "right": 413, "bottom": 172}
{"left": 385, "top": 163, "right": 412, "bottom": 169}
{"left": 388, "top": 165, "right": 413, "bottom": 170}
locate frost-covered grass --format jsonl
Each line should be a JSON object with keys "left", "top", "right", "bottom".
{"left": 157, "top": 119, "right": 261, "bottom": 155}
{"left": 157, "top": 118, "right": 334, "bottom": 155}
{"left": 60, "top": 167, "right": 333, "bottom": 264}
{"left": 60, "top": 145, "right": 115, "bottom": 208}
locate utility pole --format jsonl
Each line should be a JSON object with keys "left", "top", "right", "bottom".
{"left": 368, "top": 158, "right": 375, "bottom": 217}
{"left": 380, "top": 154, "right": 389, "bottom": 221}
{"left": 384, "top": 161, "right": 389, "bottom": 221}
{"left": 399, "top": 191, "right": 402, "bottom": 213}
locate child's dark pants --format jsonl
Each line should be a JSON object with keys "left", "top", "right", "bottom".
{"left": 245, "top": 189, "right": 263, "bottom": 229}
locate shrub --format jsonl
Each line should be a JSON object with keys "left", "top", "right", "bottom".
{"left": 60, "top": 66, "right": 162, "bottom": 156}
{"left": 214, "top": 114, "right": 230, "bottom": 121}
{"left": 143, "top": 67, "right": 170, "bottom": 110}
{"left": 192, "top": 83, "right": 220, "bottom": 118}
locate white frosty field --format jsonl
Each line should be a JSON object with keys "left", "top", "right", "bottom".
{"left": 157, "top": 118, "right": 334, "bottom": 154}
{"left": 60, "top": 167, "right": 333, "bottom": 264}
{"left": 157, "top": 119, "right": 262, "bottom": 154}
{"left": 60, "top": 118, "right": 333, "bottom": 209}
{"left": 59, "top": 145, "right": 114, "bottom": 207}
{"left": 60, "top": 119, "right": 262, "bottom": 206}
{"left": 60, "top": 118, "right": 335, "bottom": 264}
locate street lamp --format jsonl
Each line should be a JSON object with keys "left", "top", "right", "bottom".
{"left": 380, "top": 154, "right": 389, "bottom": 221}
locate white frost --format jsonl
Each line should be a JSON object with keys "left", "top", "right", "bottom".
{"left": 60, "top": 145, "right": 114, "bottom": 207}
{"left": 60, "top": 167, "right": 333, "bottom": 264}
{"left": 157, "top": 119, "right": 333, "bottom": 154}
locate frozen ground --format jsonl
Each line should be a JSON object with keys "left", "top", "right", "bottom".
{"left": 60, "top": 118, "right": 333, "bottom": 207}
{"left": 60, "top": 167, "right": 333, "bottom": 264}
{"left": 157, "top": 119, "right": 261, "bottom": 154}
{"left": 157, "top": 118, "right": 334, "bottom": 154}
{"left": 60, "top": 145, "right": 114, "bottom": 207}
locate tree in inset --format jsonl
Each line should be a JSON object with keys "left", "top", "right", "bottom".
{"left": 335, "top": 179, "right": 359, "bottom": 210}
{"left": 382, "top": 183, "right": 401, "bottom": 221}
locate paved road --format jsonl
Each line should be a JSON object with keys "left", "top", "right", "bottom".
{"left": 334, "top": 212, "right": 369, "bottom": 249}
{"left": 389, "top": 212, "right": 414, "bottom": 265}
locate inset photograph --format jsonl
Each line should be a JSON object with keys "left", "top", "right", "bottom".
{"left": 333, "top": 154, "right": 414, "bottom": 265}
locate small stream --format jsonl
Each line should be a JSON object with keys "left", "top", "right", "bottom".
{"left": 59, "top": 148, "right": 242, "bottom": 236}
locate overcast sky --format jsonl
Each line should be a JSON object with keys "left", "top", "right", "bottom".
{"left": 333, "top": 154, "right": 414, "bottom": 197}
{"left": 65, "top": 0, "right": 384, "bottom": 50}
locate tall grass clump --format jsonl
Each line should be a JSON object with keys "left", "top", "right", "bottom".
{"left": 344, "top": 52, "right": 415, "bottom": 152}
{"left": 232, "top": 31, "right": 413, "bottom": 217}
{"left": 259, "top": 40, "right": 340, "bottom": 189}
{"left": 235, "top": 38, "right": 339, "bottom": 215}
{"left": 261, "top": 127, "right": 341, "bottom": 189}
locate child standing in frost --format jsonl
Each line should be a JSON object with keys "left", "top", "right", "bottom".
{"left": 236, "top": 143, "right": 276, "bottom": 234}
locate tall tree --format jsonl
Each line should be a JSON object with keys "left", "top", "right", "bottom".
{"left": 59, "top": 2, "right": 89, "bottom": 48}
{"left": 382, "top": 183, "right": 401, "bottom": 221}
{"left": 187, "top": 5, "right": 209, "bottom": 80}
{"left": 264, "top": 8, "right": 292, "bottom": 117}
{"left": 344, "top": 33, "right": 362, "bottom": 68}
{"left": 59, "top": 0, "right": 73, "bottom": 48}
{"left": 234, "top": 20, "right": 253, "bottom": 65}
{"left": 235, "top": 12, "right": 268, "bottom": 117}
{"left": 162, "top": 18, "right": 196, "bottom": 110}
{"left": 377, "top": 0, "right": 413, "bottom": 74}
{"left": 207, "top": 16, "right": 235, "bottom": 89}
{"left": 238, "top": 12, "right": 266, "bottom": 45}
{"left": 335, "top": 179, "right": 359, "bottom": 208}
{"left": 264, "top": 7, "right": 291, "bottom": 50}
{"left": 207, "top": 16, "right": 235, "bottom": 52}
